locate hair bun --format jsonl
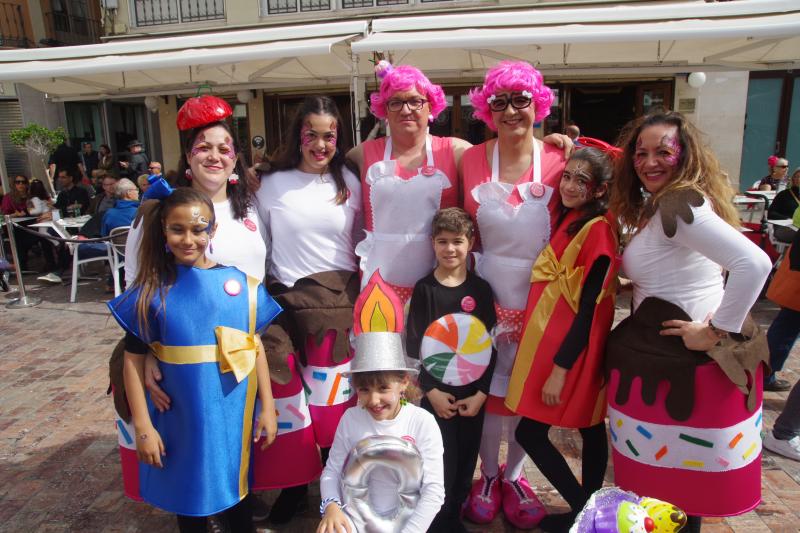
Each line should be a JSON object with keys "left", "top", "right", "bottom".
{"left": 374, "top": 60, "right": 394, "bottom": 80}
{"left": 767, "top": 155, "right": 779, "bottom": 167}
{"left": 177, "top": 95, "right": 233, "bottom": 131}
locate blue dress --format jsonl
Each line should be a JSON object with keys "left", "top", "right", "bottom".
{"left": 108, "top": 265, "right": 282, "bottom": 516}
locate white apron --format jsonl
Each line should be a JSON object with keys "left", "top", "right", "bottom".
{"left": 356, "top": 135, "right": 451, "bottom": 302}
{"left": 473, "top": 140, "right": 552, "bottom": 397}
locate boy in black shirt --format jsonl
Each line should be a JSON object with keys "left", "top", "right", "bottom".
{"left": 406, "top": 207, "right": 496, "bottom": 533}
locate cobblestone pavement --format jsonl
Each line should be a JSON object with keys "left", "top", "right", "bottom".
{"left": 1, "top": 267, "right": 798, "bottom": 532}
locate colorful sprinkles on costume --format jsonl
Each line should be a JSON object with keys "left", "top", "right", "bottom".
{"left": 608, "top": 406, "right": 762, "bottom": 473}
{"left": 301, "top": 362, "right": 354, "bottom": 407}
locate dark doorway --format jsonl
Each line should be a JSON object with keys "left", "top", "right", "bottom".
{"left": 569, "top": 84, "right": 637, "bottom": 145}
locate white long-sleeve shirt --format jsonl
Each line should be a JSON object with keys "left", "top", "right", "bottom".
{"left": 255, "top": 168, "right": 363, "bottom": 287}
{"left": 320, "top": 404, "right": 444, "bottom": 533}
{"left": 124, "top": 199, "right": 267, "bottom": 285}
{"left": 623, "top": 198, "right": 771, "bottom": 333}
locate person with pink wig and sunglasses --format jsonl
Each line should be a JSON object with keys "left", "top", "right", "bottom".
{"left": 459, "top": 61, "right": 566, "bottom": 530}
{"left": 348, "top": 61, "right": 570, "bottom": 306}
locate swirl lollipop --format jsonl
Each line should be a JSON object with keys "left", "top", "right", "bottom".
{"left": 420, "top": 313, "right": 492, "bottom": 386}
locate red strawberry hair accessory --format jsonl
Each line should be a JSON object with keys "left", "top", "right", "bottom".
{"left": 577, "top": 136, "right": 623, "bottom": 159}
{"left": 767, "top": 155, "right": 779, "bottom": 168}
{"left": 177, "top": 95, "right": 233, "bottom": 131}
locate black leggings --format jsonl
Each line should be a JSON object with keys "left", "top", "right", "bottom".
{"left": 515, "top": 418, "right": 608, "bottom": 511}
{"left": 176, "top": 497, "right": 253, "bottom": 533}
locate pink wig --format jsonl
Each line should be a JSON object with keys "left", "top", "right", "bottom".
{"left": 470, "top": 61, "right": 554, "bottom": 131}
{"left": 369, "top": 62, "right": 447, "bottom": 120}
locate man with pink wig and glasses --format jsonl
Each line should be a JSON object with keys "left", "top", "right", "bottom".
{"left": 459, "top": 60, "right": 564, "bottom": 530}
{"left": 347, "top": 61, "right": 570, "bottom": 307}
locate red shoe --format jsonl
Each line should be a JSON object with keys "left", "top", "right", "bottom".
{"left": 463, "top": 465, "right": 503, "bottom": 524}
{"left": 501, "top": 474, "right": 546, "bottom": 529}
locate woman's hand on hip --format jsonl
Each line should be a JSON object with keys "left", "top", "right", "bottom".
{"left": 144, "top": 353, "right": 171, "bottom": 412}
{"left": 660, "top": 316, "right": 720, "bottom": 352}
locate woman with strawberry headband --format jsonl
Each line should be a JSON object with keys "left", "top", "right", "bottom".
{"left": 348, "top": 61, "right": 570, "bottom": 306}
{"left": 459, "top": 60, "right": 565, "bottom": 530}
{"left": 116, "top": 95, "right": 268, "bottom": 510}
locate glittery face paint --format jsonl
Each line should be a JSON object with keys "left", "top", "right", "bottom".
{"left": 300, "top": 124, "right": 337, "bottom": 147}
{"left": 190, "top": 133, "right": 236, "bottom": 160}
{"left": 163, "top": 203, "right": 215, "bottom": 267}
{"left": 190, "top": 206, "right": 210, "bottom": 226}
{"left": 186, "top": 126, "right": 237, "bottom": 195}
{"left": 298, "top": 114, "right": 339, "bottom": 174}
{"left": 633, "top": 124, "right": 680, "bottom": 195}
{"left": 560, "top": 160, "right": 595, "bottom": 209}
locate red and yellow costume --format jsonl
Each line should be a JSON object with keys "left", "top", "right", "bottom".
{"left": 506, "top": 211, "right": 618, "bottom": 428}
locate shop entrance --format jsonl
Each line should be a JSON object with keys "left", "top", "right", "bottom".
{"left": 566, "top": 81, "right": 673, "bottom": 145}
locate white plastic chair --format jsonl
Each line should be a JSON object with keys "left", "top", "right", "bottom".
{"left": 109, "top": 226, "right": 130, "bottom": 294}
{"left": 69, "top": 240, "right": 117, "bottom": 303}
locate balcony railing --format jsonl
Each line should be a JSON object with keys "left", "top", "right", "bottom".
{"left": 260, "top": 0, "right": 454, "bottom": 16}
{"left": 133, "top": 0, "right": 226, "bottom": 27}
{"left": 43, "top": 9, "right": 101, "bottom": 45}
{"left": 0, "top": 1, "right": 32, "bottom": 48}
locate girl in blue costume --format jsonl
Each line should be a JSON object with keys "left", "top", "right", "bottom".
{"left": 108, "top": 187, "right": 282, "bottom": 532}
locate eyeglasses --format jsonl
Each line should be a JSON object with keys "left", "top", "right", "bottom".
{"left": 776, "top": 165, "right": 789, "bottom": 169}
{"left": 14, "top": 180, "right": 27, "bottom": 184}
{"left": 386, "top": 98, "right": 428, "bottom": 112}
{"left": 488, "top": 93, "right": 533, "bottom": 113}
{"left": 148, "top": 166, "right": 160, "bottom": 170}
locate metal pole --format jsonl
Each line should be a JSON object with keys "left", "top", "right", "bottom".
{"left": 3, "top": 216, "right": 42, "bottom": 308}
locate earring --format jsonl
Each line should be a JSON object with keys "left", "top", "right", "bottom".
{"left": 208, "top": 241, "right": 214, "bottom": 254}
{"left": 164, "top": 243, "right": 171, "bottom": 253}
{"left": 228, "top": 173, "right": 239, "bottom": 184}
{"left": 185, "top": 168, "right": 193, "bottom": 180}
{"left": 399, "top": 392, "right": 408, "bottom": 407}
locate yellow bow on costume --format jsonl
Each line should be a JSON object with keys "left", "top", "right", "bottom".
{"left": 215, "top": 326, "right": 257, "bottom": 383}
{"left": 531, "top": 245, "right": 584, "bottom": 313}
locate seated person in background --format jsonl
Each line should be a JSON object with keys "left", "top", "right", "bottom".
{"left": 75, "top": 178, "right": 140, "bottom": 291}
{"left": 54, "top": 169, "right": 90, "bottom": 217}
{"left": 102, "top": 179, "right": 140, "bottom": 235}
{"left": 89, "top": 173, "right": 119, "bottom": 216}
{"left": 754, "top": 156, "right": 789, "bottom": 191}
{"left": 768, "top": 167, "right": 800, "bottom": 220}
{"left": 137, "top": 174, "right": 151, "bottom": 194}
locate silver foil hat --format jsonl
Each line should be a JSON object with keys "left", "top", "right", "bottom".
{"left": 348, "top": 332, "right": 419, "bottom": 375}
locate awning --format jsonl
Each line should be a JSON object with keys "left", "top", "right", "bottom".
{"left": 0, "top": 21, "right": 367, "bottom": 99}
{"left": 352, "top": 1, "right": 800, "bottom": 78}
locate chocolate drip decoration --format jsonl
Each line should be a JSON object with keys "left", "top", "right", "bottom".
{"left": 606, "top": 297, "right": 767, "bottom": 420}
{"left": 706, "top": 316, "right": 769, "bottom": 412}
{"left": 262, "top": 270, "right": 359, "bottom": 384}
{"left": 606, "top": 297, "right": 710, "bottom": 421}
{"left": 644, "top": 188, "right": 704, "bottom": 238}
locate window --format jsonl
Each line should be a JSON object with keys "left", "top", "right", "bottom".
{"left": 133, "top": 0, "right": 224, "bottom": 27}
{"left": 262, "top": 0, "right": 332, "bottom": 15}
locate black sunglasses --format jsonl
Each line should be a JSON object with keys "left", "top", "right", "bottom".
{"left": 15, "top": 180, "right": 27, "bottom": 184}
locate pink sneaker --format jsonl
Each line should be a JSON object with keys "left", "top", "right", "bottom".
{"left": 463, "top": 465, "right": 503, "bottom": 524}
{"left": 501, "top": 474, "right": 546, "bottom": 529}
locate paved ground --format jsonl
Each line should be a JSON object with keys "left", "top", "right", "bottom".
{"left": 1, "top": 261, "right": 799, "bottom": 532}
